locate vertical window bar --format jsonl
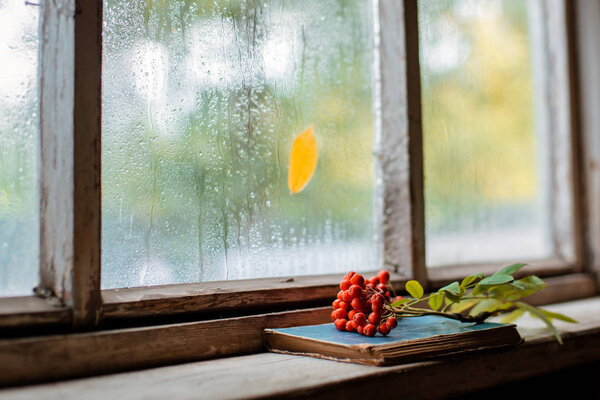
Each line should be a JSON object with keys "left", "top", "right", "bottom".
{"left": 377, "top": 0, "right": 426, "bottom": 282}
{"left": 38, "top": 0, "right": 102, "bottom": 327}
{"left": 573, "top": 0, "right": 600, "bottom": 285}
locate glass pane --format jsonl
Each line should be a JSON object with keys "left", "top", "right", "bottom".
{"left": 419, "top": 0, "right": 553, "bottom": 266}
{"left": 102, "top": 0, "right": 380, "bottom": 288}
{"left": 0, "top": 1, "right": 39, "bottom": 295}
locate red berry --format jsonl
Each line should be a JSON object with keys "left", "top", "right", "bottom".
{"left": 357, "top": 325, "right": 364, "bottom": 335}
{"left": 386, "top": 317, "right": 398, "bottom": 329}
{"left": 370, "top": 276, "right": 380, "bottom": 286}
{"left": 340, "top": 279, "right": 352, "bottom": 291}
{"left": 372, "top": 293, "right": 384, "bottom": 304}
{"left": 351, "top": 297, "right": 366, "bottom": 312}
{"left": 332, "top": 299, "right": 341, "bottom": 309}
{"left": 350, "top": 274, "right": 365, "bottom": 287}
{"left": 353, "top": 312, "right": 367, "bottom": 326}
{"left": 349, "top": 284, "right": 362, "bottom": 298}
{"left": 334, "top": 308, "right": 348, "bottom": 320}
{"left": 384, "top": 291, "right": 391, "bottom": 299}
{"left": 372, "top": 293, "right": 384, "bottom": 308}
{"left": 377, "top": 283, "right": 387, "bottom": 292}
{"left": 364, "top": 324, "right": 377, "bottom": 337}
{"left": 366, "top": 283, "right": 375, "bottom": 290}
{"left": 331, "top": 310, "right": 337, "bottom": 321}
{"left": 342, "top": 290, "right": 354, "bottom": 303}
{"left": 337, "top": 291, "right": 344, "bottom": 300}
{"left": 368, "top": 311, "right": 381, "bottom": 325}
{"left": 378, "top": 323, "right": 391, "bottom": 336}
{"left": 346, "top": 320, "right": 357, "bottom": 332}
{"left": 344, "top": 271, "right": 356, "bottom": 280}
{"left": 348, "top": 310, "right": 356, "bottom": 321}
{"left": 378, "top": 270, "right": 390, "bottom": 284}
{"left": 335, "top": 318, "right": 348, "bottom": 331}
{"left": 368, "top": 312, "right": 381, "bottom": 325}
{"left": 372, "top": 303, "right": 384, "bottom": 314}
{"left": 339, "top": 301, "right": 351, "bottom": 311}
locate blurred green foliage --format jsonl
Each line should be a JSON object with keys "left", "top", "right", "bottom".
{"left": 420, "top": 0, "right": 540, "bottom": 233}
{"left": 101, "top": 0, "right": 377, "bottom": 285}
{"left": 0, "top": 0, "right": 544, "bottom": 291}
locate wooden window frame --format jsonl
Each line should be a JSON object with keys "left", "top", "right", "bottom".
{"left": 0, "top": 0, "right": 598, "bottom": 384}
{"left": 101, "top": 0, "right": 427, "bottom": 321}
{"left": 3, "top": 0, "right": 428, "bottom": 328}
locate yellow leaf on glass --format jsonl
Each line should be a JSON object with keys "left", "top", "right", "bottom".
{"left": 288, "top": 125, "right": 318, "bottom": 194}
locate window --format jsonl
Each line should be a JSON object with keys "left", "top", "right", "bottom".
{"left": 419, "top": 0, "right": 580, "bottom": 279}
{"left": 101, "top": 0, "right": 381, "bottom": 288}
{"left": 0, "top": 0, "right": 39, "bottom": 296}
{"left": 0, "top": 0, "right": 597, "bottom": 386}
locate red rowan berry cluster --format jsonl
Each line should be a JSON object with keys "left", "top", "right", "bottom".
{"left": 331, "top": 270, "right": 399, "bottom": 336}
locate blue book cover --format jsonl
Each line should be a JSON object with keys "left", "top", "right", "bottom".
{"left": 264, "top": 315, "right": 522, "bottom": 366}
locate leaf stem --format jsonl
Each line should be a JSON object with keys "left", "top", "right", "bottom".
{"left": 392, "top": 308, "right": 493, "bottom": 324}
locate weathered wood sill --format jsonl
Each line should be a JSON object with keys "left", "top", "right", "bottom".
{"left": 2, "top": 297, "right": 600, "bottom": 400}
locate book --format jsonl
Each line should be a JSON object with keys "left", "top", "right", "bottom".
{"left": 264, "top": 315, "right": 522, "bottom": 366}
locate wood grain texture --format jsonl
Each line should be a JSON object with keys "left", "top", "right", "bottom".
{"left": 427, "top": 257, "right": 577, "bottom": 288}
{"left": 378, "top": 0, "right": 426, "bottom": 283}
{"left": 102, "top": 272, "right": 409, "bottom": 319}
{"left": 524, "top": 273, "right": 597, "bottom": 306}
{"left": 0, "top": 297, "right": 70, "bottom": 329}
{"left": 39, "top": 0, "right": 102, "bottom": 327}
{"left": 39, "top": 0, "right": 76, "bottom": 307}
{"left": 564, "top": 0, "right": 586, "bottom": 273}
{"left": 2, "top": 298, "right": 599, "bottom": 400}
{"left": 403, "top": 0, "right": 426, "bottom": 284}
{"left": 0, "top": 307, "right": 330, "bottom": 387}
{"left": 71, "top": 0, "right": 102, "bottom": 327}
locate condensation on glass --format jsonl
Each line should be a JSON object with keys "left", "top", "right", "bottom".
{"left": 0, "top": 1, "right": 39, "bottom": 296}
{"left": 419, "top": 0, "right": 553, "bottom": 266}
{"left": 102, "top": 0, "right": 381, "bottom": 288}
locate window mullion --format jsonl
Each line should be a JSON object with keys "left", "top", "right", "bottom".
{"left": 378, "top": 0, "right": 426, "bottom": 283}
{"left": 38, "top": 0, "right": 102, "bottom": 327}
{"left": 573, "top": 0, "right": 600, "bottom": 286}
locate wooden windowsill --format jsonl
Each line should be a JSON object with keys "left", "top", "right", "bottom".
{"left": 0, "top": 296, "right": 70, "bottom": 329}
{"left": 101, "top": 271, "right": 409, "bottom": 320}
{"left": 3, "top": 297, "right": 600, "bottom": 399}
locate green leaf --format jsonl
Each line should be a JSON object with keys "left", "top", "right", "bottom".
{"left": 428, "top": 293, "right": 444, "bottom": 311}
{"left": 500, "top": 308, "right": 525, "bottom": 323}
{"left": 439, "top": 281, "right": 460, "bottom": 296}
{"left": 478, "top": 274, "right": 514, "bottom": 286}
{"left": 460, "top": 273, "right": 484, "bottom": 289}
{"left": 450, "top": 299, "right": 479, "bottom": 313}
{"left": 506, "top": 276, "right": 546, "bottom": 300}
{"left": 468, "top": 298, "right": 511, "bottom": 317}
{"left": 473, "top": 278, "right": 513, "bottom": 297}
{"left": 487, "top": 276, "right": 546, "bottom": 301}
{"left": 405, "top": 280, "right": 424, "bottom": 299}
{"left": 516, "top": 302, "right": 563, "bottom": 344}
{"left": 512, "top": 275, "right": 546, "bottom": 291}
{"left": 472, "top": 284, "right": 486, "bottom": 296}
{"left": 495, "top": 263, "right": 527, "bottom": 276}
{"left": 540, "top": 309, "right": 578, "bottom": 324}
{"left": 486, "top": 284, "right": 517, "bottom": 299}
{"left": 390, "top": 298, "right": 412, "bottom": 307}
{"left": 438, "top": 281, "right": 461, "bottom": 303}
